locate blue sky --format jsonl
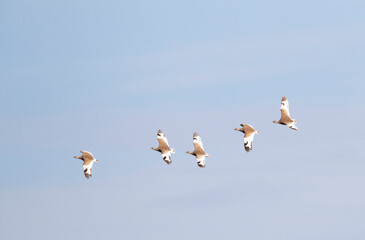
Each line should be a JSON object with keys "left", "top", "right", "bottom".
{"left": 1, "top": 0, "right": 365, "bottom": 239}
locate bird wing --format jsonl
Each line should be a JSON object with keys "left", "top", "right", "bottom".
{"left": 241, "top": 124, "right": 256, "bottom": 136}
{"left": 193, "top": 133, "right": 205, "bottom": 154}
{"left": 157, "top": 136, "right": 170, "bottom": 149}
{"left": 279, "top": 97, "right": 293, "bottom": 123}
{"left": 196, "top": 155, "right": 206, "bottom": 168}
{"left": 288, "top": 122, "right": 299, "bottom": 131}
{"left": 81, "top": 151, "right": 94, "bottom": 161}
{"left": 161, "top": 151, "right": 172, "bottom": 165}
{"left": 157, "top": 130, "right": 171, "bottom": 152}
{"left": 280, "top": 96, "right": 290, "bottom": 116}
{"left": 243, "top": 133, "right": 255, "bottom": 152}
{"left": 83, "top": 161, "right": 94, "bottom": 179}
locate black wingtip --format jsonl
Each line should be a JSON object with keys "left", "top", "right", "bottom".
{"left": 197, "top": 163, "right": 205, "bottom": 168}
{"left": 244, "top": 142, "right": 251, "bottom": 152}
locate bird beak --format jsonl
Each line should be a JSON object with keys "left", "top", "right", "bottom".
{"left": 95, "top": 159, "right": 99, "bottom": 162}
{"left": 234, "top": 128, "right": 239, "bottom": 131}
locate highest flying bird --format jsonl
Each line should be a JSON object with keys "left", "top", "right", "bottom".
{"left": 273, "top": 96, "right": 298, "bottom": 131}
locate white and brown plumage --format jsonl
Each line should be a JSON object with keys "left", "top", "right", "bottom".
{"left": 234, "top": 124, "right": 259, "bottom": 152}
{"left": 151, "top": 129, "right": 175, "bottom": 165}
{"left": 273, "top": 96, "right": 298, "bottom": 131}
{"left": 186, "top": 132, "right": 210, "bottom": 168}
{"left": 74, "top": 151, "right": 98, "bottom": 179}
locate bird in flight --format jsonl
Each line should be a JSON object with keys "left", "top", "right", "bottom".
{"left": 234, "top": 124, "right": 259, "bottom": 152}
{"left": 74, "top": 151, "right": 98, "bottom": 179}
{"left": 273, "top": 96, "right": 298, "bottom": 131}
{"left": 151, "top": 129, "right": 175, "bottom": 165}
{"left": 186, "top": 132, "right": 210, "bottom": 168}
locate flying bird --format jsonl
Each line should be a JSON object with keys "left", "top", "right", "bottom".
{"left": 234, "top": 124, "right": 259, "bottom": 152}
{"left": 74, "top": 151, "right": 98, "bottom": 179}
{"left": 151, "top": 129, "right": 175, "bottom": 165}
{"left": 273, "top": 96, "right": 298, "bottom": 131}
{"left": 186, "top": 132, "right": 210, "bottom": 168}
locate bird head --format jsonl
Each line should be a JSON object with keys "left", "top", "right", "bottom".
{"left": 186, "top": 151, "right": 194, "bottom": 155}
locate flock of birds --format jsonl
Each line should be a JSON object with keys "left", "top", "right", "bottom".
{"left": 74, "top": 96, "right": 299, "bottom": 179}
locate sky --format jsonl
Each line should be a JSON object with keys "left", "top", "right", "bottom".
{"left": 1, "top": 0, "right": 365, "bottom": 239}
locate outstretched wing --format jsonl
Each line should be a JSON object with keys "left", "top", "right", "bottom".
{"left": 241, "top": 124, "right": 255, "bottom": 135}
{"left": 193, "top": 132, "right": 205, "bottom": 154}
{"left": 81, "top": 151, "right": 94, "bottom": 160}
{"left": 157, "top": 129, "right": 170, "bottom": 150}
{"left": 196, "top": 155, "right": 206, "bottom": 168}
{"left": 243, "top": 133, "right": 255, "bottom": 152}
{"left": 83, "top": 161, "right": 94, "bottom": 179}
{"left": 161, "top": 151, "right": 172, "bottom": 165}
{"left": 288, "top": 122, "right": 298, "bottom": 131}
{"left": 279, "top": 96, "right": 293, "bottom": 123}
{"left": 280, "top": 96, "right": 290, "bottom": 116}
